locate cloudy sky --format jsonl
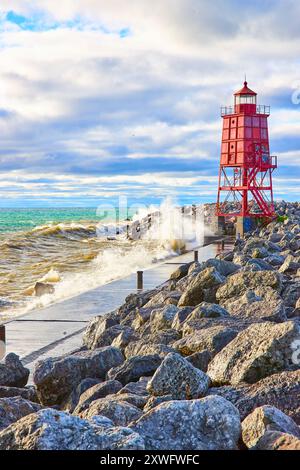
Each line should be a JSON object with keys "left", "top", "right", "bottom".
{"left": 0, "top": 0, "right": 300, "bottom": 208}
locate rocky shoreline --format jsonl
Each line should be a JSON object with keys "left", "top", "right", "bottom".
{"left": 0, "top": 201, "right": 300, "bottom": 450}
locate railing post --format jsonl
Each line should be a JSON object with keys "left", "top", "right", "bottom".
{"left": 221, "top": 239, "right": 225, "bottom": 250}
{"left": 194, "top": 250, "right": 199, "bottom": 262}
{"left": 137, "top": 271, "right": 143, "bottom": 291}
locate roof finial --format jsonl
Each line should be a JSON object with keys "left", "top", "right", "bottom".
{"left": 244, "top": 73, "right": 247, "bottom": 86}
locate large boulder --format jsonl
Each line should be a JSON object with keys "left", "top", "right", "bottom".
{"left": 147, "top": 353, "right": 210, "bottom": 399}
{"left": 107, "top": 355, "right": 162, "bottom": 385}
{"left": 180, "top": 316, "right": 258, "bottom": 337}
{"left": 0, "top": 397, "right": 42, "bottom": 431}
{"left": 33, "top": 347, "right": 124, "bottom": 406}
{"left": 209, "top": 369, "right": 300, "bottom": 423}
{"left": 178, "top": 267, "right": 226, "bottom": 307}
{"left": 118, "top": 377, "right": 150, "bottom": 397}
{"left": 216, "top": 271, "right": 282, "bottom": 304}
{"left": 0, "top": 354, "right": 29, "bottom": 388}
{"left": 0, "top": 385, "right": 37, "bottom": 402}
{"left": 149, "top": 305, "right": 179, "bottom": 333}
{"left": 62, "top": 378, "right": 101, "bottom": 412}
{"left": 186, "top": 302, "right": 229, "bottom": 320}
{"left": 282, "top": 282, "right": 300, "bottom": 308}
{"left": 171, "top": 307, "right": 194, "bottom": 329}
{"left": 173, "top": 325, "right": 238, "bottom": 357}
{"left": 111, "top": 328, "right": 139, "bottom": 350}
{"left": 83, "top": 313, "right": 119, "bottom": 349}
{"left": 131, "top": 395, "right": 241, "bottom": 450}
{"left": 279, "top": 255, "right": 300, "bottom": 274}
{"left": 186, "top": 351, "right": 212, "bottom": 372}
{"left": 73, "top": 380, "right": 123, "bottom": 414}
{"left": 208, "top": 321, "right": 300, "bottom": 385}
{"left": 124, "top": 341, "right": 174, "bottom": 359}
{"left": 85, "top": 325, "right": 132, "bottom": 350}
{"left": 241, "top": 405, "right": 300, "bottom": 449}
{"left": 79, "top": 396, "right": 142, "bottom": 426}
{"left": 254, "top": 431, "right": 300, "bottom": 450}
{"left": 198, "top": 258, "right": 240, "bottom": 276}
{"left": 222, "top": 291, "right": 287, "bottom": 323}
{"left": 0, "top": 408, "right": 144, "bottom": 450}
{"left": 169, "top": 263, "right": 192, "bottom": 281}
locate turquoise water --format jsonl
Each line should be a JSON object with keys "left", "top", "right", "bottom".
{"left": 0, "top": 208, "right": 133, "bottom": 234}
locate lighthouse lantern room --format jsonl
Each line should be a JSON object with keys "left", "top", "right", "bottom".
{"left": 217, "top": 81, "right": 277, "bottom": 221}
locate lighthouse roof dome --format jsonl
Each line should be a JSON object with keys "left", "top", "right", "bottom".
{"left": 234, "top": 81, "right": 257, "bottom": 96}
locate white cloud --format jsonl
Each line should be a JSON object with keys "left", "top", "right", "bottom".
{"left": 0, "top": 1, "right": 299, "bottom": 205}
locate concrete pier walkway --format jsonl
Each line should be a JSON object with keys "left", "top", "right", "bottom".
{"left": 4, "top": 240, "right": 230, "bottom": 376}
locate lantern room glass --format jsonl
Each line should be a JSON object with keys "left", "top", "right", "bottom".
{"left": 235, "top": 94, "right": 256, "bottom": 105}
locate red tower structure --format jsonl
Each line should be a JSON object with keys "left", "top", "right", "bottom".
{"left": 217, "top": 81, "right": 277, "bottom": 220}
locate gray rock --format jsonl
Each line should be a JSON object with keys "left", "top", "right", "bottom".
{"left": 107, "top": 355, "right": 162, "bottom": 385}
{"left": 186, "top": 302, "right": 229, "bottom": 320}
{"left": 178, "top": 267, "right": 226, "bottom": 307}
{"left": 169, "top": 263, "right": 192, "bottom": 281}
{"left": 73, "top": 380, "right": 123, "bottom": 414}
{"left": 282, "top": 282, "right": 300, "bottom": 308}
{"left": 131, "top": 396, "right": 241, "bottom": 450}
{"left": 253, "top": 431, "right": 300, "bottom": 450}
{"left": 0, "top": 408, "right": 144, "bottom": 450}
{"left": 222, "top": 292, "right": 287, "bottom": 323}
{"left": 144, "top": 290, "right": 180, "bottom": 309}
{"left": 148, "top": 329, "right": 181, "bottom": 345}
{"left": 80, "top": 396, "right": 142, "bottom": 426}
{"left": 88, "top": 324, "right": 131, "bottom": 350}
{"left": 131, "top": 308, "right": 153, "bottom": 330}
{"left": 34, "top": 282, "right": 55, "bottom": 297}
{"left": 149, "top": 305, "right": 179, "bottom": 333}
{"left": 208, "top": 321, "right": 300, "bottom": 386}
{"left": 62, "top": 378, "right": 101, "bottom": 412}
{"left": 0, "top": 397, "right": 42, "bottom": 431}
{"left": 186, "top": 350, "right": 212, "bottom": 372}
{"left": 90, "top": 415, "right": 114, "bottom": 427}
{"left": 118, "top": 377, "right": 150, "bottom": 396}
{"left": 216, "top": 271, "right": 282, "bottom": 303}
{"left": 109, "top": 392, "right": 148, "bottom": 409}
{"left": 199, "top": 258, "right": 240, "bottom": 276}
{"left": 83, "top": 313, "right": 119, "bottom": 349}
{"left": 124, "top": 341, "right": 174, "bottom": 359}
{"left": 241, "top": 405, "right": 300, "bottom": 449}
{"left": 265, "top": 253, "right": 285, "bottom": 266}
{"left": 33, "top": 346, "right": 124, "bottom": 406}
{"left": 0, "top": 385, "right": 37, "bottom": 402}
{"left": 117, "top": 289, "right": 159, "bottom": 321}
{"left": 209, "top": 369, "right": 300, "bottom": 424}
{"left": 245, "top": 258, "right": 274, "bottom": 271}
{"left": 111, "top": 328, "right": 139, "bottom": 350}
{"left": 0, "top": 353, "right": 29, "bottom": 388}
{"left": 171, "top": 307, "right": 194, "bottom": 329}
{"left": 173, "top": 325, "right": 238, "bottom": 357}
{"left": 279, "top": 255, "right": 300, "bottom": 274}
{"left": 180, "top": 317, "right": 259, "bottom": 337}
{"left": 144, "top": 395, "right": 173, "bottom": 412}
{"left": 147, "top": 353, "right": 210, "bottom": 399}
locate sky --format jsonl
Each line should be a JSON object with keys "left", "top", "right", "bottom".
{"left": 0, "top": 0, "right": 300, "bottom": 208}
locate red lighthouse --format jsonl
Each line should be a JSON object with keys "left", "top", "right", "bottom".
{"left": 216, "top": 81, "right": 277, "bottom": 222}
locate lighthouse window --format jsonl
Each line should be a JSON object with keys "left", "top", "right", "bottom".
{"left": 236, "top": 94, "right": 256, "bottom": 105}
{"left": 261, "top": 129, "right": 267, "bottom": 139}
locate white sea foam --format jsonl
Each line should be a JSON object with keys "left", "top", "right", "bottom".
{"left": 6, "top": 199, "right": 206, "bottom": 316}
